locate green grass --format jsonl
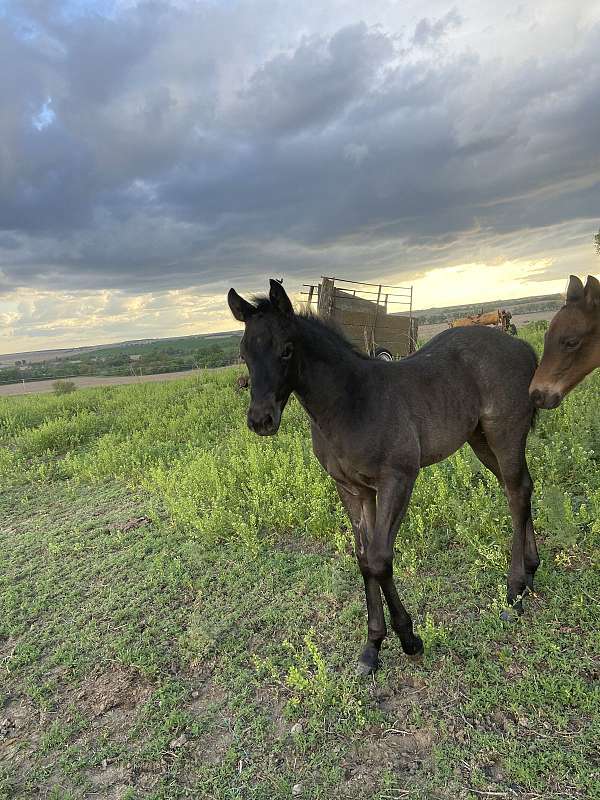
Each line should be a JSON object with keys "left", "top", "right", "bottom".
{"left": 0, "top": 328, "right": 598, "bottom": 799}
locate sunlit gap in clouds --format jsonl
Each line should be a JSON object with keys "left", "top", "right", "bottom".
{"left": 0, "top": 288, "right": 237, "bottom": 354}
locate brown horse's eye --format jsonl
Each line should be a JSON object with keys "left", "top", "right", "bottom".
{"left": 281, "top": 344, "right": 293, "bottom": 361}
{"left": 562, "top": 337, "right": 580, "bottom": 351}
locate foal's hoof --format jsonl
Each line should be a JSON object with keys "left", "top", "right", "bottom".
{"left": 402, "top": 634, "right": 424, "bottom": 658}
{"left": 356, "top": 645, "right": 379, "bottom": 676}
{"left": 500, "top": 603, "right": 523, "bottom": 623}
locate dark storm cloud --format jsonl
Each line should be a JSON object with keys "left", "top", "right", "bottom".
{"left": 0, "top": 0, "right": 599, "bottom": 296}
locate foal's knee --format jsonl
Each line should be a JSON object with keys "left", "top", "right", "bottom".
{"left": 366, "top": 550, "right": 393, "bottom": 581}
{"left": 506, "top": 473, "right": 533, "bottom": 508}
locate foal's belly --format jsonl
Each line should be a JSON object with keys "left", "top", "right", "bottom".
{"left": 417, "top": 408, "right": 480, "bottom": 467}
{"left": 325, "top": 454, "right": 377, "bottom": 493}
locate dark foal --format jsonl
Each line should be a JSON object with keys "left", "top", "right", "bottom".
{"left": 228, "top": 280, "right": 539, "bottom": 674}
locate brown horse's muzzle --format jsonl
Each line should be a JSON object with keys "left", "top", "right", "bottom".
{"left": 529, "top": 387, "right": 562, "bottom": 409}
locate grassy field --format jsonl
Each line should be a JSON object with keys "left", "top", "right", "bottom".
{"left": 0, "top": 325, "right": 598, "bottom": 800}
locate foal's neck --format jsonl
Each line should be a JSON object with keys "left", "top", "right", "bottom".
{"left": 292, "top": 315, "right": 368, "bottom": 430}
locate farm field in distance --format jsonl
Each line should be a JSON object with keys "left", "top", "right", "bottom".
{"left": 0, "top": 324, "right": 598, "bottom": 800}
{"left": 0, "top": 333, "right": 242, "bottom": 389}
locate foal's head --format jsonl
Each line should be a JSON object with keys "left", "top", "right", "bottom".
{"left": 530, "top": 274, "right": 600, "bottom": 409}
{"left": 228, "top": 280, "right": 297, "bottom": 435}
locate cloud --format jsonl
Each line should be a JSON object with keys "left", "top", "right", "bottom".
{"left": 0, "top": 0, "right": 599, "bottom": 350}
{"left": 412, "top": 7, "right": 463, "bottom": 47}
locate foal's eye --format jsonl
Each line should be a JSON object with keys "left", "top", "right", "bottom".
{"left": 562, "top": 337, "right": 581, "bottom": 350}
{"left": 281, "top": 344, "right": 293, "bottom": 361}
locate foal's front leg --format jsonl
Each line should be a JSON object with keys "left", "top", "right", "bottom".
{"left": 367, "top": 473, "right": 424, "bottom": 657}
{"left": 336, "top": 484, "right": 386, "bottom": 675}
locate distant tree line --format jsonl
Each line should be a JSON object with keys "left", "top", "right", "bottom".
{"left": 0, "top": 334, "right": 242, "bottom": 386}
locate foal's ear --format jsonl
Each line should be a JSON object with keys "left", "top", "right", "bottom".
{"left": 269, "top": 279, "right": 294, "bottom": 316}
{"left": 584, "top": 275, "right": 600, "bottom": 308}
{"left": 566, "top": 275, "right": 585, "bottom": 303}
{"left": 228, "top": 288, "right": 255, "bottom": 323}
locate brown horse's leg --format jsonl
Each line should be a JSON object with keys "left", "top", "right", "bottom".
{"left": 336, "top": 484, "right": 387, "bottom": 674}
{"left": 470, "top": 425, "right": 540, "bottom": 596}
{"left": 523, "top": 513, "right": 540, "bottom": 591}
{"left": 367, "top": 473, "right": 423, "bottom": 656}
{"left": 483, "top": 425, "right": 535, "bottom": 613}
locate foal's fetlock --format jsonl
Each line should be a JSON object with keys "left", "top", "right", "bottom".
{"left": 501, "top": 582, "right": 529, "bottom": 620}
{"left": 394, "top": 624, "right": 423, "bottom": 657}
{"left": 356, "top": 644, "right": 381, "bottom": 676}
{"left": 402, "top": 633, "right": 424, "bottom": 657}
{"left": 524, "top": 571, "right": 536, "bottom": 592}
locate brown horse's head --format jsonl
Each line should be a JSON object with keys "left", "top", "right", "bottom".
{"left": 530, "top": 274, "right": 600, "bottom": 409}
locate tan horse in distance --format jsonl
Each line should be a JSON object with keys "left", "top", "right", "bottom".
{"left": 450, "top": 310, "right": 502, "bottom": 328}
{"left": 449, "top": 309, "right": 515, "bottom": 335}
{"left": 530, "top": 275, "right": 600, "bottom": 409}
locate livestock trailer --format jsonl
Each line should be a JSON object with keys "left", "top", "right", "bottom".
{"left": 301, "top": 277, "right": 418, "bottom": 359}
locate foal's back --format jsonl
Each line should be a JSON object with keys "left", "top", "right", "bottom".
{"left": 362, "top": 326, "right": 538, "bottom": 468}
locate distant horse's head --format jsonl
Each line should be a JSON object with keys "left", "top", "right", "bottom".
{"left": 530, "top": 275, "right": 600, "bottom": 409}
{"left": 228, "top": 279, "right": 296, "bottom": 435}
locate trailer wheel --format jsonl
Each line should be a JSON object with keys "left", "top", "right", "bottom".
{"left": 375, "top": 348, "right": 394, "bottom": 361}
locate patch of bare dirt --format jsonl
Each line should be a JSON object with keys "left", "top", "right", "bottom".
{"left": 0, "top": 633, "right": 21, "bottom": 662}
{"left": 340, "top": 721, "right": 435, "bottom": 798}
{"left": 78, "top": 666, "right": 154, "bottom": 718}
{"left": 0, "top": 694, "right": 41, "bottom": 787}
{"left": 111, "top": 516, "right": 152, "bottom": 533}
{"left": 86, "top": 763, "right": 134, "bottom": 799}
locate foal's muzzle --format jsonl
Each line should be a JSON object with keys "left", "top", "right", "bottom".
{"left": 530, "top": 387, "right": 562, "bottom": 410}
{"left": 247, "top": 405, "right": 281, "bottom": 436}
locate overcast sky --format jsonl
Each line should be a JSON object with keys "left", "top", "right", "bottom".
{"left": 1, "top": 0, "right": 599, "bottom": 352}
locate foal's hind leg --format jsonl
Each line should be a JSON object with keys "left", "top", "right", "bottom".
{"left": 367, "top": 472, "right": 424, "bottom": 657}
{"left": 336, "top": 484, "right": 387, "bottom": 674}
{"left": 480, "top": 423, "right": 538, "bottom": 614}
{"left": 469, "top": 425, "right": 540, "bottom": 599}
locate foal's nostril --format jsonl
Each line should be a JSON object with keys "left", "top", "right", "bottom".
{"left": 247, "top": 409, "right": 276, "bottom": 434}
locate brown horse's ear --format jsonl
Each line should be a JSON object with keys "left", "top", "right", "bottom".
{"left": 228, "top": 288, "right": 256, "bottom": 322}
{"left": 566, "top": 275, "right": 585, "bottom": 303}
{"left": 584, "top": 275, "right": 600, "bottom": 308}
{"left": 269, "top": 279, "right": 294, "bottom": 316}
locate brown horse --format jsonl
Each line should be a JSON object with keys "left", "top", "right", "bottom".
{"left": 530, "top": 275, "right": 600, "bottom": 409}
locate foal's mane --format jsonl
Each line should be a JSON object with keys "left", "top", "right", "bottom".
{"left": 250, "top": 295, "right": 369, "bottom": 360}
